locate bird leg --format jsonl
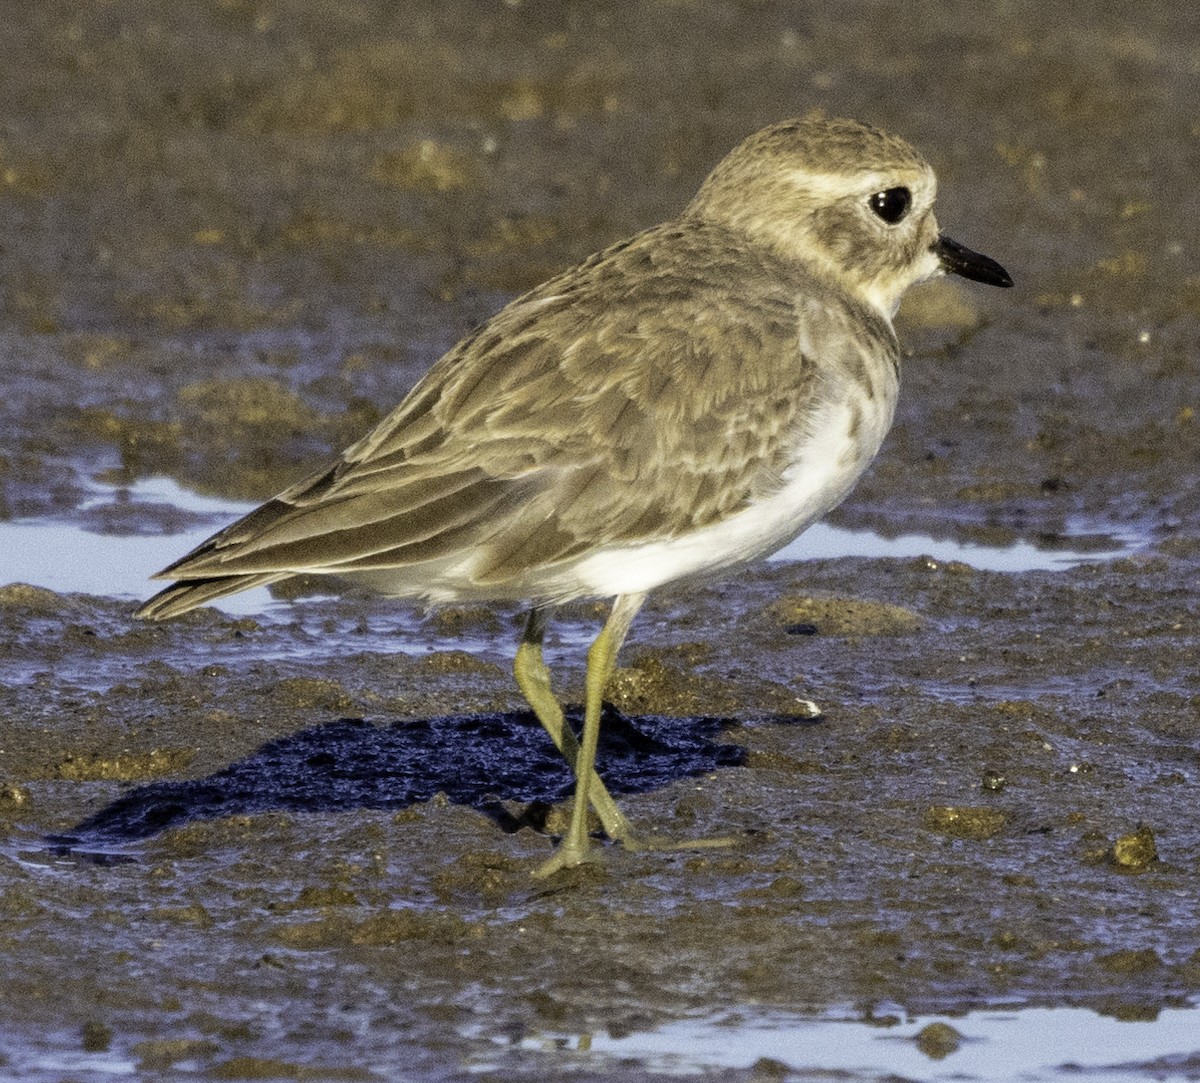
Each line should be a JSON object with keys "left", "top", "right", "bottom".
{"left": 513, "top": 608, "right": 631, "bottom": 843}
{"left": 531, "top": 593, "right": 645, "bottom": 878}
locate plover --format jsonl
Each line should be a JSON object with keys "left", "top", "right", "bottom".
{"left": 138, "top": 116, "right": 1012, "bottom": 876}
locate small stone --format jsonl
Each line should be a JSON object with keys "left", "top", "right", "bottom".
{"left": 1110, "top": 826, "right": 1157, "bottom": 870}
{"left": 924, "top": 805, "right": 1009, "bottom": 839}
{"left": 914, "top": 1021, "right": 962, "bottom": 1059}
{"left": 81, "top": 1020, "right": 113, "bottom": 1052}
{"left": 980, "top": 769, "right": 1006, "bottom": 792}
{"left": 750, "top": 1056, "right": 791, "bottom": 1080}
{"left": 0, "top": 783, "right": 30, "bottom": 808}
{"left": 1099, "top": 948, "right": 1161, "bottom": 973}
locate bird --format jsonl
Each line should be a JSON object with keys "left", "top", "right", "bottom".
{"left": 137, "top": 115, "right": 1012, "bottom": 877}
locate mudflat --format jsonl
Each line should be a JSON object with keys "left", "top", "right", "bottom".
{"left": 1, "top": 2, "right": 1197, "bottom": 1078}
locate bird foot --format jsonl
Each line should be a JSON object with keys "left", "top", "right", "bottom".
{"left": 620, "top": 832, "right": 741, "bottom": 854}
{"left": 529, "top": 830, "right": 741, "bottom": 878}
{"left": 531, "top": 838, "right": 605, "bottom": 879}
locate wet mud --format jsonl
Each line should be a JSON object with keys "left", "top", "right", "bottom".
{"left": 2, "top": 1, "right": 1199, "bottom": 1079}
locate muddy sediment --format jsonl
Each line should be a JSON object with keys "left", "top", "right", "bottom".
{"left": 2, "top": 1, "right": 1199, "bottom": 1078}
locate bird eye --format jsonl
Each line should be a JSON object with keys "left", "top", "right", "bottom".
{"left": 868, "top": 187, "right": 912, "bottom": 224}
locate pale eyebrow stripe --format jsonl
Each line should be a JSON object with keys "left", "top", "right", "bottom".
{"left": 784, "top": 167, "right": 936, "bottom": 202}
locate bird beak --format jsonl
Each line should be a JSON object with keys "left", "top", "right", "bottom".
{"left": 933, "top": 235, "right": 1013, "bottom": 288}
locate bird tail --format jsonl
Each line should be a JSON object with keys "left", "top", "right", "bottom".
{"left": 135, "top": 572, "right": 287, "bottom": 621}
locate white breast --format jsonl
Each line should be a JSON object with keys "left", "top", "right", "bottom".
{"left": 572, "top": 377, "right": 898, "bottom": 598}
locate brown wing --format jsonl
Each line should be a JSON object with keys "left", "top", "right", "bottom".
{"left": 139, "top": 222, "right": 893, "bottom": 616}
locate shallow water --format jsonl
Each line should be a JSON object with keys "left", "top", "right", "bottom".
{"left": 4, "top": 1003, "right": 1199, "bottom": 1082}
{"left": 509, "top": 1003, "right": 1200, "bottom": 1081}
{"left": 0, "top": 476, "right": 1142, "bottom": 608}
{"left": 0, "top": 478, "right": 266, "bottom": 611}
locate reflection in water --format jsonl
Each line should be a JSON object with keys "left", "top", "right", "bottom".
{"left": 772, "top": 519, "right": 1136, "bottom": 571}
{"left": 11, "top": 1002, "right": 1200, "bottom": 1081}
{"left": 508, "top": 1003, "right": 1200, "bottom": 1082}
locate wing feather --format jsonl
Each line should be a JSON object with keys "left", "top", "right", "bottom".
{"left": 143, "top": 219, "right": 898, "bottom": 610}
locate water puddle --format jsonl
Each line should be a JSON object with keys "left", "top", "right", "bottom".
{"left": 0, "top": 477, "right": 1142, "bottom": 614}
{"left": 0, "top": 1037, "right": 139, "bottom": 1080}
{"left": 503, "top": 1002, "right": 1200, "bottom": 1082}
{"left": 0, "top": 477, "right": 268, "bottom": 614}
{"left": 772, "top": 519, "right": 1136, "bottom": 571}
{"left": 5, "top": 1002, "right": 1198, "bottom": 1082}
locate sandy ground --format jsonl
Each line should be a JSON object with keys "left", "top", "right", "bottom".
{"left": 1, "top": 1, "right": 1199, "bottom": 1079}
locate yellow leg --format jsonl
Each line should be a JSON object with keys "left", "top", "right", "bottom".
{"left": 532, "top": 593, "right": 646, "bottom": 878}
{"left": 513, "top": 613, "right": 631, "bottom": 842}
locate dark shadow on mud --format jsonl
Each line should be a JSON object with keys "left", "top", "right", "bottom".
{"left": 50, "top": 709, "right": 819, "bottom": 853}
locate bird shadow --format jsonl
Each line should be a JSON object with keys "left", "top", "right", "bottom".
{"left": 47, "top": 708, "right": 820, "bottom": 860}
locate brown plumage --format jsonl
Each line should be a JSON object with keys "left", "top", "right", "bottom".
{"left": 138, "top": 222, "right": 880, "bottom": 614}
{"left": 137, "top": 116, "right": 1011, "bottom": 875}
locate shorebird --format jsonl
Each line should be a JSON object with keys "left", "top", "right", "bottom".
{"left": 138, "top": 116, "right": 1012, "bottom": 876}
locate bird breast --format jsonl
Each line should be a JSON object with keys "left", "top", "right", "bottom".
{"left": 569, "top": 358, "right": 899, "bottom": 599}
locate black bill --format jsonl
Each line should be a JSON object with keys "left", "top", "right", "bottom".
{"left": 934, "top": 235, "right": 1013, "bottom": 288}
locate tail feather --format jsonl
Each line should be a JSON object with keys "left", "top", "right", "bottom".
{"left": 135, "top": 572, "right": 288, "bottom": 621}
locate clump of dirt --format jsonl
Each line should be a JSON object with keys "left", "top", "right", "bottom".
{"left": 768, "top": 593, "right": 924, "bottom": 636}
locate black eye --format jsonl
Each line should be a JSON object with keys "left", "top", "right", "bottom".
{"left": 869, "top": 187, "right": 912, "bottom": 224}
